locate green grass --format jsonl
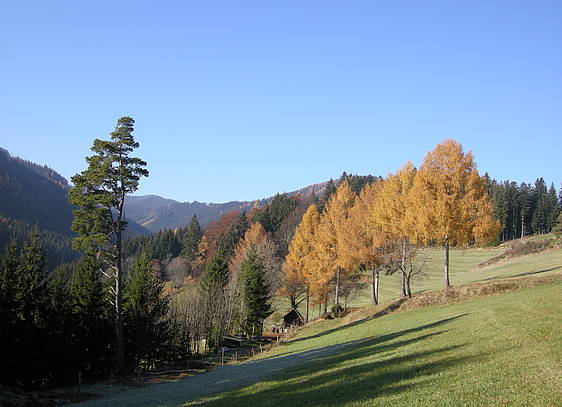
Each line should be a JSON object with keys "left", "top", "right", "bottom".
{"left": 270, "top": 246, "right": 508, "bottom": 322}
{"left": 352, "top": 246, "right": 507, "bottom": 306}
{"left": 275, "top": 240, "right": 561, "bottom": 321}
{"left": 194, "top": 280, "right": 562, "bottom": 406}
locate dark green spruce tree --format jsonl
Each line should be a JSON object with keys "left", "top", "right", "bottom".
{"left": 239, "top": 248, "right": 272, "bottom": 335}
{"left": 0, "top": 240, "right": 20, "bottom": 385}
{"left": 201, "top": 254, "right": 229, "bottom": 290}
{"left": 181, "top": 215, "right": 203, "bottom": 261}
{"left": 15, "top": 228, "right": 49, "bottom": 386}
{"left": 68, "top": 255, "right": 113, "bottom": 379}
{"left": 44, "top": 263, "right": 74, "bottom": 384}
{"left": 253, "top": 194, "right": 297, "bottom": 233}
{"left": 545, "top": 183, "right": 560, "bottom": 232}
{"left": 123, "top": 252, "right": 170, "bottom": 372}
{"left": 68, "top": 116, "right": 148, "bottom": 372}
{"left": 531, "top": 178, "right": 548, "bottom": 234}
{"left": 322, "top": 178, "right": 337, "bottom": 208}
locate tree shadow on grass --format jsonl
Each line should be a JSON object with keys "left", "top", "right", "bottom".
{"left": 260, "top": 313, "right": 466, "bottom": 361}
{"left": 480, "top": 267, "right": 559, "bottom": 281}
{"left": 73, "top": 315, "right": 469, "bottom": 407}
{"left": 279, "top": 298, "right": 415, "bottom": 347}
{"left": 187, "top": 314, "right": 471, "bottom": 407}
{"left": 194, "top": 344, "right": 474, "bottom": 407}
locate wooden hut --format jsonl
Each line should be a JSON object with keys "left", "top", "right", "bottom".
{"left": 282, "top": 308, "right": 304, "bottom": 328}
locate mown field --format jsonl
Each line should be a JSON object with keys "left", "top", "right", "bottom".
{"left": 192, "top": 279, "right": 562, "bottom": 406}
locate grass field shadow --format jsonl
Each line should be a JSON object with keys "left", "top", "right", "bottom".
{"left": 191, "top": 314, "right": 473, "bottom": 406}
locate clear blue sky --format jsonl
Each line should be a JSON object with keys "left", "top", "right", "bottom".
{"left": 1, "top": 1, "right": 561, "bottom": 203}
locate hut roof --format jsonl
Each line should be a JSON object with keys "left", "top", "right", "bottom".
{"left": 282, "top": 308, "right": 304, "bottom": 325}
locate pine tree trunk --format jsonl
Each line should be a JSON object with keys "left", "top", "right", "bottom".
{"left": 444, "top": 235, "right": 451, "bottom": 291}
{"left": 334, "top": 267, "right": 340, "bottom": 305}
{"left": 370, "top": 268, "right": 377, "bottom": 305}
{"left": 115, "top": 194, "right": 125, "bottom": 373}
{"left": 115, "top": 229, "right": 125, "bottom": 373}
{"left": 400, "top": 237, "right": 407, "bottom": 298}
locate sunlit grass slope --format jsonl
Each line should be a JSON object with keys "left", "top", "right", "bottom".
{"left": 271, "top": 246, "right": 507, "bottom": 322}
{"left": 305, "top": 240, "right": 562, "bottom": 314}
{"left": 194, "top": 279, "right": 562, "bottom": 407}
{"left": 352, "top": 246, "right": 506, "bottom": 306}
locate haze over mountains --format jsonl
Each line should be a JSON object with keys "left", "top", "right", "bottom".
{"left": 125, "top": 182, "right": 328, "bottom": 232}
{"left": 0, "top": 147, "right": 328, "bottom": 253}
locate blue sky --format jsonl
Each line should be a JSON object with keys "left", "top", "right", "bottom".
{"left": 1, "top": 1, "right": 561, "bottom": 202}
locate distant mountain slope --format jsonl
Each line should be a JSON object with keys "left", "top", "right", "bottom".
{"left": 125, "top": 182, "right": 328, "bottom": 232}
{"left": 0, "top": 148, "right": 150, "bottom": 267}
{"left": 0, "top": 147, "right": 74, "bottom": 235}
{"left": 125, "top": 195, "right": 258, "bottom": 231}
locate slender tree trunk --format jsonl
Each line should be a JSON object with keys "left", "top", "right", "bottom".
{"left": 375, "top": 270, "right": 380, "bottom": 304}
{"left": 406, "top": 273, "right": 412, "bottom": 297}
{"left": 400, "top": 237, "right": 407, "bottom": 298}
{"left": 334, "top": 267, "right": 340, "bottom": 305}
{"left": 444, "top": 235, "right": 451, "bottom": 291}
{"left": 115, "top": 228, "right": 125, "bottom": 373}
{"left": 305, "top": 286, "right": 309, "bottom": 323}
{"left": 324, "top": 298, "right": 327, "bottom": 314}
{"left": 370, "top": 268, "right": 376, "bottom": 305}
{"left": 115, "top": 191, "right": 126, "bottom": 373}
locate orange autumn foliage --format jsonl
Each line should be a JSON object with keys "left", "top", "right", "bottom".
{"left": 407, "top": 139, "right": 500, "bottom": 247}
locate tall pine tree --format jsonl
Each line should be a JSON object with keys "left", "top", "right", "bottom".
{"left": 69, "top": 116, "right": 148, "bottom": 371}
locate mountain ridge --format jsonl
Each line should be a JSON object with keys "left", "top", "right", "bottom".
{"left": 1, "top": 146, "right": 330, "bottom": 236}
{"left": 125, "top": 181, "right": 328, "bottom": 232}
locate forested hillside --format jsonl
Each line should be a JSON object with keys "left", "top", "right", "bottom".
{"left": 124, "top": 182, "right": 330, "bottom": 232}
{"left": 124, "top": 195, "right": 258, "bottom": 232}
{"left": 0, "top": 147, "right": 74, "bottom": 235}
{"left": 0, "top": 148, "right": 150, "bottom": 268}
{"left": 487, "top": 176, "right": 560, "bottom": 240}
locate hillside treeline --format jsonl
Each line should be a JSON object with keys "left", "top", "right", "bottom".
{"left": 487, "top": 177, "right": 560, "bottom": 241}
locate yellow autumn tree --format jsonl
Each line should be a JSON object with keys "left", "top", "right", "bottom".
{"left": 309, "top": 181, "right": 356, "bottom": 307}
{"left": 282, "top": 204, "right": 320, "bottom": 321}
{"left": 340, "top": 180, "right": 388, "bottom": 305}
{"left": 369, "top": 162, "right": 417, "bottom": 297}
{"left": 229, "top": 222, "right": 268, "bottom": 280}
{"left": 408, "top": 139, "right": 501, "bottom": 291}
{"left": 190, "top": 235, "right": 208, "bottom": 278}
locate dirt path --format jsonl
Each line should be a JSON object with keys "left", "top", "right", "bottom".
{"left": 73, "top": 340, "right": 362, "bottom": 407}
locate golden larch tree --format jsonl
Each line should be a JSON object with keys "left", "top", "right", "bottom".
{"left": 310, "top": 181, "right": 356, "bottom": 306}
{"left": 340, "top": 180, "right": 387, "bottom": 305}
{"left": 282, "top": 204, "right": 320, "bottom": 321}
{"left": 408, "top": 139, "right": 501, "bottom": 290}
{"left": 369, "top": 162, "right": 417, "bottom": 297}
{"left": 229, "top": 222, "right": 268, "bottom": 282}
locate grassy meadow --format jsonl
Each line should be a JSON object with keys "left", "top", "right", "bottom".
{"left": 274, "top": 237, "right": 562, "bottom": 322}
{"left": 192, "top": 278, "right": 562, "bottom": 406}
